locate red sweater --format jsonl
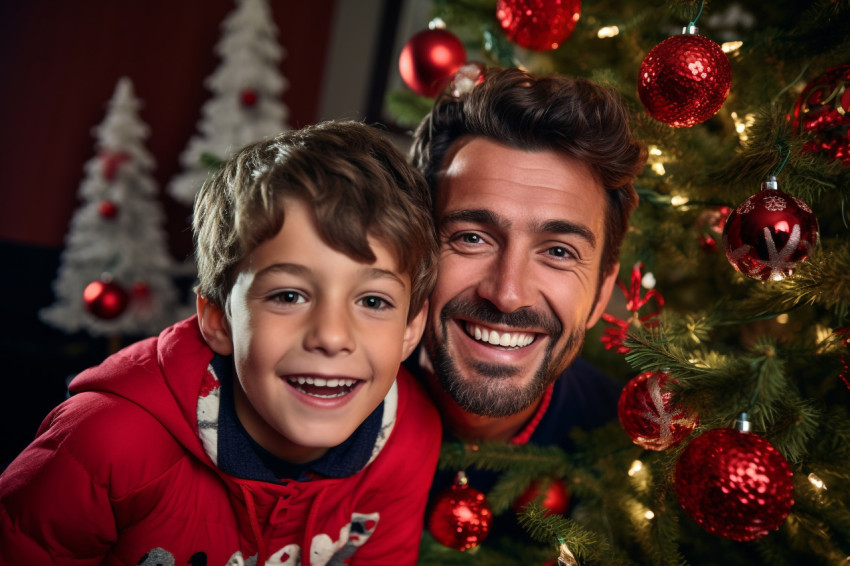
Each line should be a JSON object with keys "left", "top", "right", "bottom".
{"left": 0, "top": 316, "right": 441, "bottom": 565}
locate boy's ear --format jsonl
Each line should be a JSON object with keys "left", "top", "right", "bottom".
{"left": 197, "top": 294, "right": 234, "bottom": 355}
{"left": 586, "top": 262, "right": 620, "bottom": 330}
{"left": 401, "top": 300, "right": 428, "bottom": 360}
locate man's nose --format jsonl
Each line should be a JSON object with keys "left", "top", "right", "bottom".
{"left": 476, "top": 247, "right": 536, "bottom": 313}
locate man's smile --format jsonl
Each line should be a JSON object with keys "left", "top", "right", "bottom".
{"left": 463, "top": 321, "right": 536, "bottom": 349}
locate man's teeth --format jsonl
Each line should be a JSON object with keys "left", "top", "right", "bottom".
{"left": 465, "top": 323, "right": 534, "bottom": 348}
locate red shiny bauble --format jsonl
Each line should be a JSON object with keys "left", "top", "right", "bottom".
{"left": 428, "top": 474, "right": 492, "bottom": 551}
{"left": 496, "top": 0, "right": 581, "bottom": 52}
{"left": 240, "top": 88, "right": 258, "bottom": 107}
{"left": 675, "top": 428, "right": 794, "bottom": 541}
{"left": 83, "top": 279, "right": 129, "bottom": 320}
{"left": 638, "top": 31, "right": 732, "bottom": 127}
{"left": 513, "top": 478, "right": 570, "bottom": 516}
{"left": 696, "top": 205, "right": 732, "bottom": 252}
{"left": 399, "top": 28, "right": 467, "bottom": 98}
{"left": 618, "top": 371, "right": 696, "bottom": 451}
{"left": 98, "top": 200, "right": 119, "bottom": 219}
{"left": 790, "top": 64, "right": 850, "bottom": 166}
{"left": 722, "top": 179, "right": 819, "bottom": 281}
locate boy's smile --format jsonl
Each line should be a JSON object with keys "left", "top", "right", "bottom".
{"left": 199, "top": 197, "right": 426, "bottom": 464}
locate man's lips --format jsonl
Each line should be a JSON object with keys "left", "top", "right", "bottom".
{"left": 463, "top": 321, "right": 537, "bottom": 349}
{"left": 285, "top": 375, "right": 361, "bottom": 399}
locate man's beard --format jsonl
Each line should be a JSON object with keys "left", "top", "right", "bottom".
{"left": 423, "top": 296, "right": 585, "bottom": 417}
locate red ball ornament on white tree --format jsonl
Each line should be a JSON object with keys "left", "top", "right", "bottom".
{"left": 428, "top": 471, "right": 492, "bottom": 551}
{"left": 240, "top": 88, "right": 258, "bottom": 108}
{"left": 674, "top": 417, "right": 794, "bottom": 541}
{"left": 638, "top": 26, "right": 732, "bottom": 127}
{"left": 618, "top": 371, "right": 697, "bottom": 451}
{"left": 83, "top": 279, "right": 129, "bottom": 320}
{"left": 789, "top": 64, "right": 850, "bottom": 166}
{"left": 722, "top": 176, "right": 819, "bottom": 281}
{"left": 399, "top": 28, "right": 467, "bottom": 98}
{"left": 496, "top": 0, "right": 581, "bottom": 52}
{"left": 98, "top": 200, "right": 119, "bottom": 219}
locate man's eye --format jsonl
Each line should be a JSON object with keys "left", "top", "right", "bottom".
{"left": 461, "top": 233, "right": 482, "bottom": 244}
{"left": 547, "top": 246, "right": 571, "bottom": 258}
{"left": 360, "top": 296, "right": 390, "bottom": 310}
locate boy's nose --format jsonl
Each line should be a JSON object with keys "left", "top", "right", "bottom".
{"left": 303, "top": 302, "right": 355, "bottom": 355}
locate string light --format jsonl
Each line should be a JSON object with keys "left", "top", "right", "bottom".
{"left": 776, "top": 313, "right": 790, "bottom": 324}
{"left": 731, "top": 111, "right": 756, "bottom": 142}
{"left": 644, "top": 510, "right": 655, "bottom": 520}
{"left": 628, "top": 460, "right": 643, "bottom": 477}
{"left": 721, "top": 41, "right": 743, "bottom": 53}
{"left": 597, "top": 26, "right": 619, "bottom": 38}
{"left": 808, "top": 472, "right": 827, "bottom": 491}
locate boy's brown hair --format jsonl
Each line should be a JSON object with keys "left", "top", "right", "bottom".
{"left": 194, "top": 120, "right": 437, "bottom": 321}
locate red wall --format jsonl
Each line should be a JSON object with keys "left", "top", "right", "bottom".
{"left": 0, "top": 1, "right": 336, "bottom": 258}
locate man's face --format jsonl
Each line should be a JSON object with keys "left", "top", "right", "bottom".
{"left": 423, "top": 137, "right": 617, "bottom": 417}
{"left": 201, "top": 198, "right": 425, "bottom": 463}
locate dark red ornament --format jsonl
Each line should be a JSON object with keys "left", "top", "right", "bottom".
{"left": 674, "top": 425, "right": 794, "bottom": 541}
{"left": 399, "top": 28, "right": 467, "bottom": 98}
{"left": 100, "top": 151, "right": 131, "bottom": 182}
{"left": 240, "top": 88, "right": 258, "bottom": 107}
{"left": 428, "top": 472, "right": 492, "bottom": 551}
{"left": 837, "top": 327, "right": 850, "bottom": 389}
{"left": 618, "top": 371, "right": 696, "bottom": 451}
{"left": 98, "top": 200, "right": 119, "bottom": 219}
{"left": 83, "top": 279, "right": 129, "bottom": 320}
{"left": 131, "top": 280, "right": 151, "bottom": 298}
{"left": 513, "top": 478, "right": 570, "bottom": 516}
{"left": 722, "top": 176, "right": 819, "bottom": 281}
{"left": 496, "top": 0, "right": 581, "bottom": 52}
{"left": 638, "top": 28, "right": 732, "bottom": 127}
{"left": 789, "top": 64, "right": 850, "bottom": 166}
{"left": 696, "top": 205, "right": 732, "bottom": 252}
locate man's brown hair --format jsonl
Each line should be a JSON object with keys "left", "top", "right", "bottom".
{"left": 194, "top": 120, "right": 437, "bottom": 320}
{"left": 410, "top": 67, "right": 647, "bottom": 275}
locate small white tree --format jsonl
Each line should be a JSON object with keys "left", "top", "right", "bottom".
{"left": 168, "top": 0, "right": 290, "bottom": 206}
{"left": 41, "top": 77, "right": 182, "bottom": 338}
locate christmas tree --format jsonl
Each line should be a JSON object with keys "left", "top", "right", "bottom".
{"left": 389, "top": 1, "right": 850, "bottom": 564}
{"left": 167, "top": 0, "right": 290, "bottom": 207}
{"left": 40, "top": 77, "right": 181, "bottom": 340}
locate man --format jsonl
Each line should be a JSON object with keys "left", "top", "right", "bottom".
{"left": 407, "top": 66, "right": 647, "bottom": 539}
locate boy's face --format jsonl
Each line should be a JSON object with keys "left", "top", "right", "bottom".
{"left": 199, "top": 197, "right": 426, "bottom": 464}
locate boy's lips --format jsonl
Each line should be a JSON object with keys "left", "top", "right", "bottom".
{"left": 286, "top": 375, "right": 362, "bottom": 399}
{"left": 463, "top": 321, "right": 538, "bottom": 350}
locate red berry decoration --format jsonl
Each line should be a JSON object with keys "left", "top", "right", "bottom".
{"left": 618, "top": 371, "right": 696, "bottom": 451}
{"left": 674, "top": 422, "right": 794, "bottom": 541}
{"left": 83, "top": 279, "right": 129, "bottom": 320}
{"left": 496, "top": 0, "right": 581, "bottom": 52}
{"left": 789, "top": 64, "right": 850, "bottom": 166}
{"left": 722, "top": 176, "right": 819, "bottom": 281}
{"left": 399, "top": 28, "right": 467, "bottom": 98}
{"left": 98, "top": 200, "right": 119, "bottom": 219}
{"left": 513, "top": 477, "right": 570, "bottom": 516}
{"left": 240, "top": 88, "right": 258, "bottom": 107}
{"left": 428, "top": 472, "right": 492, "bottom": 551}
{"left": 638, "top": 27, "right": 731, "bottom": 127}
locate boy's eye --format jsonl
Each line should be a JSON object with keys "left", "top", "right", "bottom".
{"left": 271, "top": 291, "right": 305, "bottom": 304}
{"left": 359, "top": 296, "right": 391, "bottom": 310}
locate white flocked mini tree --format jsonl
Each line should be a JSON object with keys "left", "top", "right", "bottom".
{"left": 41, "top": 77, "right": 182, "bottom": 339}
{"left": 168, "top": 0, "right": 290, "bottom": 207}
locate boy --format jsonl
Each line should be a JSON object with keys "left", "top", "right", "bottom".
{"left": 0, "top": 121, "right": 441, "bottom": 565}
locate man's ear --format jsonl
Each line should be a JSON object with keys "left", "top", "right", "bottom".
{"left": 587, "top": 262, "right": 620, "bottom": 329}
{"left": 197, "top": 294, "right": 234, "bottom": 355}
{"left": 401, "top": 300, "right": 429, "bottom": 360}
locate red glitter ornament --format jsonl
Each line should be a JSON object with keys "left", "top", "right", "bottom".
{"left": 722, "top": 176, "right": 819, "bottom": 281}
{"left": 399, "top": 28, "right": 467, "bottom": 98}
{"left": 513, "top": 477, "right": 570, "bottom": 516}
{"left": 98, "top": 200, "right": 119, "bottom": 219}
{"left": 696, "top": 205, "right": 732, "bottom": 252}
{"left": 674, "top": 422, "right": 794, "bottom": 542}
{"left": 428, "top": 472, "right": 492, "bottom": 551}
{"left": 496, "top": 0, "right": 581, "bottom": 52}
{"left": 83, "top": 279, "right": 129, "bottom": 320}
{"left": 789, "top": 64, "right": 850, "bottom": 166}
{"left": 638, "top": 27, "right": 732, "bottom": 127}
{"left": 618, "top": 371, "right": 697, "bottom": 451}
{"left": 240, "top": 88, "right": 258, "bottom": 107}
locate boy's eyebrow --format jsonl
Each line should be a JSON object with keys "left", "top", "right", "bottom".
{"left": 440, "top": 209, "right": 597, "bottom": 248}
{"left": 256, "top": 263, "right": 407, "bottom": 287}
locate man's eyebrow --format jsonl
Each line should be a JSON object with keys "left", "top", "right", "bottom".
{"left": 440, "top": 209, "right": 597, "bottom": 248}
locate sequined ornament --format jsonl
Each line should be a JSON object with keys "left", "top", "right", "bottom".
{"left": 638, "top": 26, "right": 731, "bottom": 127}
{"left": 496, "top": 0, "right": 581, "bottom": 52}
{"left": 674, "top": 418, "right": 794, "bottom": 541}
{"left": 399, "top": 28, "right": 467, "bottom": 98}
{"left": 83, "top": 278, "right": 129, "bottom": 320}
{"left": 428, "top": 471, "right": 492, "bottom": 551}
{"left": 722, "top": 176, "right": 819, "bottom": 281}
{"left": 513, "top": 477, "right": 570, "bottom": 516}
{"left": 789, "top": 64, "right": 850, "bottom": 166}
{"left": 696, "top": 205, "right": 732, "bottom": 252}
{"left": 618, "top": 371, "right": 696, "bottom": 451}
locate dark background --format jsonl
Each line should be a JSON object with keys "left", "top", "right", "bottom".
{"left": 0, "top": 0, "right": 411, "bottom": 470}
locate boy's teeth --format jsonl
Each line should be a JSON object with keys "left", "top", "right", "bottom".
{"left": 287, "top": 376, "right": 357, "bottom": 398}
{"left": 465, "top": 323, "right": 534, "bottom": 349}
